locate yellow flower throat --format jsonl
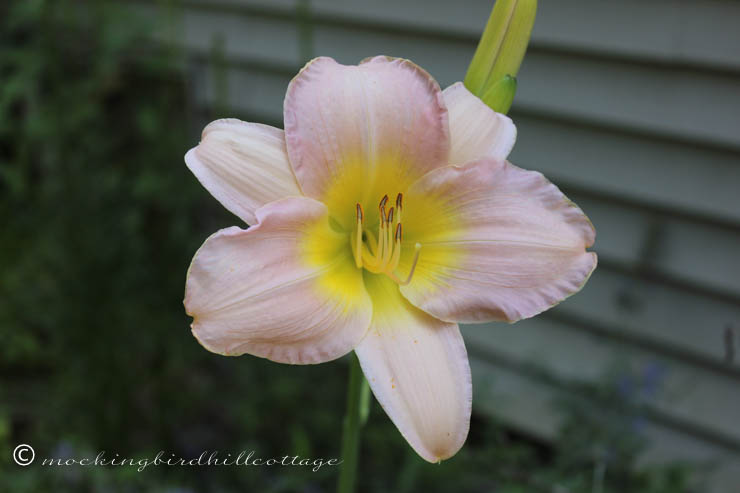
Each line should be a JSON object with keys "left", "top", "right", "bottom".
{"left": 350, "top": 193, "right": 422, "bottom": 285}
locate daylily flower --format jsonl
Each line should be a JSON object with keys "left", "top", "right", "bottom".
{"left": 184, "top": 56, "right": 596, "bottom": 463}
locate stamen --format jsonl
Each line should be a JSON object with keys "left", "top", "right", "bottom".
{"left": 395, "top": 193, "right": 403, "bottom": 223}
{"left": 361, "top": 230, "right": 383, "bottom": 273}
{"left": 375, "top": 196, "right": 385, "bottom": 264}
{"left": 349, "top": 194, "right": 421, "bottom": 284}
{"left": 388, "top": 223, "right": 402, "bottom": 270}
{"left": 382, "top": 207, "right": 394, "bottom": 268}
{"left": 361, "top": 244, "right": 380, "bottom": 270}
{"left": 364, "top": 230, "right": 379, "bottom": 256}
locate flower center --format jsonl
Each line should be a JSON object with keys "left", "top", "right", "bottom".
{"left": 351, "top": 193, "right": 422, "bottom": 285}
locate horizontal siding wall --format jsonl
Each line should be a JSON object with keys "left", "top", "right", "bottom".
{"left": 126, "top": 1, "right": 740, "bottom": 490}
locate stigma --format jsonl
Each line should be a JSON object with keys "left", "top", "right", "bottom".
{"left": 351, "top": 193, "right": 421, "bottom": 286}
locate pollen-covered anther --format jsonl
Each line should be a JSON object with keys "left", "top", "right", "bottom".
{"left": 395, "top": 193, "right": 403, "bottom": 223}
{"left": 350, "top": 193, "right": 421, "bottom": 285}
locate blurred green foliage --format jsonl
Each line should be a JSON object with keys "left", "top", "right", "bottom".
{"left": 0, "top": 1, "right": 696, "bottom": 492}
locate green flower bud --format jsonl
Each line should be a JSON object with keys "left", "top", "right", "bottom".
{"left": 464, "top": 0, "right": 536, "bottom": 114}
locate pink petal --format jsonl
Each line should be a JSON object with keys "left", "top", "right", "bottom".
{"left": 284, "top": 56, "right": 449, "bottom": 229}
{"left": 400, "top": 158, "right": 597, "bottom": 323}
{"left": 355, "top": 275, "right": 471, "bottom": 463}
{"left": 184, "top": 197, "right": 372, "bottom": 364}
{"left": 443, "top": 82, "right": 517, "bottom": 165}
{"left": 185, "top": 119, "right": 302, "bottom": 225}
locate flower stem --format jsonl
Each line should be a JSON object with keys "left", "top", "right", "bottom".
{"left": 337, "top": 352, "right": 370, "bottom": 493}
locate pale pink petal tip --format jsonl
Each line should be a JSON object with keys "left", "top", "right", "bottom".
{"left": 283, "top": 56, "right": 450, "bottom": 206}
{"left": 185, "top": 119, "right": 301, "bottom": 225}
{"left": 184, "top": 196, "right": 372, "bottom": 364}
{"left": 401, "top": 158, "right": 596, "bottom": 324}
{"left": 356, "top": 280, "right": 471, "bottom": 463}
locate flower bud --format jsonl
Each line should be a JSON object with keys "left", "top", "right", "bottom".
{"left": 464, "top": 0, "right": 536, "bottom": 114}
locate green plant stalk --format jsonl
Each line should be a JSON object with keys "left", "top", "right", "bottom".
{"left": 337, "top": 353, "right": 370, "bottom": 493}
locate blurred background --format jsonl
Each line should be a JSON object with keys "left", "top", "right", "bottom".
{"left": 1, "top": 0, "right": 739, "bottom": 491}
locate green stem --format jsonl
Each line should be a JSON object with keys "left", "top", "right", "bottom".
{"left": 337, "top": 353, "right": 369, "bottom": 493}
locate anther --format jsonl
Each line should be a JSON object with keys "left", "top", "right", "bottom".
{"left": 356, "top": 203, "right": 364, "bottom": 223}
{"left": 379, "top": 195, "right": 389, "bottom": 223}
{"left": 394, "top": 223, "right": 402, "bottom": 242}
